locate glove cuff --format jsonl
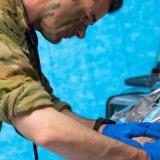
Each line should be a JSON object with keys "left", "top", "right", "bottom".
{"left": 93, "top": 118, "right": 115, "bottom": 131}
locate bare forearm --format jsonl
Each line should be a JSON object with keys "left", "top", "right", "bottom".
{"left": 13, "top": 107, "right": 149, "bottom": 160}
{"left": 61, "top": 108, "right": 95, "bottom": 129}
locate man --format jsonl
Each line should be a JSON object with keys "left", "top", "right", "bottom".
{"left": 0, "top": 0, "right": 160, "bottom": 159}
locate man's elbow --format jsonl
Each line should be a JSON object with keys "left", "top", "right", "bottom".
{"left": 33, "top": 129, "right": 57, "bottom": 147}
{"left": 12, "top": 107, "right": 64, "bottom": 147}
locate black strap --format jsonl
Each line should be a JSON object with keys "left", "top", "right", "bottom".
{"left": 14, "top": 127, "right": 38, "bottom": 160}
{"left": 33, "top": 143, "right": 39, "bottom": 160}
{"left": 93, "top": 118, "right": 115, "bottom": 132}
{"left": 0, "top": 122, "right": 2, "bottom": 132}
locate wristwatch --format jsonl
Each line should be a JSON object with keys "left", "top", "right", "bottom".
{"left": 93, "top": 118, "right": 115, "bottom": 132}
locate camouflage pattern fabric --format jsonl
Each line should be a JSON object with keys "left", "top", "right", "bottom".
{"left": 0, "top": 0, "right": 70, "bottom": 124}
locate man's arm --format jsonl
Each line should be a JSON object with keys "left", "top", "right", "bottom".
{"left": 61, "top": 108, "right": 96, "bottom": 129}
{"left": 12, "top": 106, "right": 148, "bottom": 160}
{"left": 61, "top": 108, "right": 157, "bottom": 143}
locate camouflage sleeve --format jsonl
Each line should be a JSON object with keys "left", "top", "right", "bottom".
{"left": 0, "top": 33, "right": 71, "bottom": 124}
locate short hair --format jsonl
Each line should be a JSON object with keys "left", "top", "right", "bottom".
{"left": 108, "top": 0, "right": 123, "bottom": 13}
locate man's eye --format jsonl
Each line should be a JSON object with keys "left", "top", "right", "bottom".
{"left": 83, "top": 15, "right": 92, "bottom": 25}
{"left": 84, "top": 15, "right": 90, "bottom": 20}
{"left": 83, "top": 13, "right": 96, "bottom": 25}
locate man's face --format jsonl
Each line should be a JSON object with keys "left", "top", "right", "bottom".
{"left": 38, "top": 0, "right": 111, "bottom": 44}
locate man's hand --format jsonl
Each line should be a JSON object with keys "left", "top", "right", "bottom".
{"left": 142, "top": 140, "right": 160, "bottom": 160}
{"left": 102, "top": 122, "right": 160, "bottom": 148}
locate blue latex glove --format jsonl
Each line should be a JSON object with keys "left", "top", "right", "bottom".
{"left": 102, "top": 122, "right": 160, "bottom": 149}
{"left": 142, "top": 141, "right": 160, "bottom": 160}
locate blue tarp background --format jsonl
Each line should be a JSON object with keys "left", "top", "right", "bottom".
{"left": 0, "top": 0, "right": 160, "bottom": 159}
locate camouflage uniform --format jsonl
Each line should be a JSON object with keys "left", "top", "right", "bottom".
{"left": 0, "top": 0, "right": 70, "bottom": 124}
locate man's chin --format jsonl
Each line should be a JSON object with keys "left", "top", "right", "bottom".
{"left": 52, "top": 38, "right": 62, "bottom": 44}
{"left": 47, "top": 37, "right": 62, "bottom": 44}
{"left": 50, "top": 36, "right": 74, "bottom": 44}
{"left": 45, "top": 35, "right": 75, "bottom": 44}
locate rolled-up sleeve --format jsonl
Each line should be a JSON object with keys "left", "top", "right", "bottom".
{"left": 0, "top": 33, "right": 70, "bottom": 124}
